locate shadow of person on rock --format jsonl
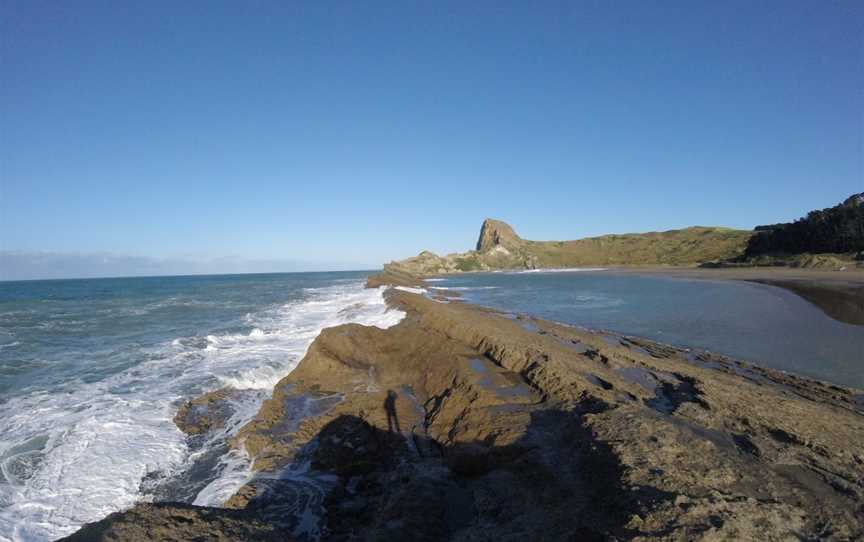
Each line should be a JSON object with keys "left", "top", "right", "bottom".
{"left": 301, "top": 406, "right": 673, "bottom": 540}
{"left": 384, "top": 389, "right": 400, "bottom": 433}
{"left": 62, "top": 404, "right": 675, "bottom": 542}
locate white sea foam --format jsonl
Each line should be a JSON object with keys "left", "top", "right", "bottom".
{"left": 428, "top": 286, "right": 499, "bottom": 291}
{"left": 509, "top": 267, "right": 607, "bottom": 274}
{"left": 0, "top": 282, "right": 403, "bottom": 542}
{"left": 192, "top": 447, "right": 253, "bottom": 507}
{"left": 394, "top": 286, "right": 427, "bottom": 294}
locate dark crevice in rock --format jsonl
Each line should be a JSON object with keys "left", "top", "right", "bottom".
{"left": 768, "top": 428, "right": 804, "bottom": 445}
{"left": 732, "top": 434, "right": 761, "bottom": 457}
{"left": 646, "top": 374, "right": 710, "bottom": 414}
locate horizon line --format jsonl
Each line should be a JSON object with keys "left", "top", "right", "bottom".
{"left": 0, "top": 268, "right": 382, "bottom": 284}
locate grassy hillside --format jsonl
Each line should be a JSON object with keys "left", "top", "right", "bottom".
{"left": 386, "top": 220, "right": 753, "bottom": 275}
{"left": 522, "top": 226, "right": 750, "bottom": 267}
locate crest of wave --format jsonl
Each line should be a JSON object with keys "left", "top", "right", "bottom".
{"left": 0, "top": 283, "right": 402, "bottom": 542}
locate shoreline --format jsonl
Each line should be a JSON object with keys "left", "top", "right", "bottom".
{"left": 419, "top": 265, "right": 864, "bottom": 326}
{"left": 599, "top": 266, "right": 864, "bottom": 326}
{"left": 63, "top": 271, "right": 864, "bottom": 540}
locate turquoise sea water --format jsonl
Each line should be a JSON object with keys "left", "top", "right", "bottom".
{"left": 429, "top": 270, "right": 864, "bottom": 389}
{"left": 0, "top": 271, "right": 403, "bottom": 542}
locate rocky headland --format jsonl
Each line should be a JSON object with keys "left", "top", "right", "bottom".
{"left": 65, "top": 270, "right": 864, "bottom": 541}
{"left": 384, "top": 219, "right": 753, "bottom": 276}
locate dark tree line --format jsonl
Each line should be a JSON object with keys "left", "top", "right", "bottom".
{"left": 745, "top": 194, "right": 864, "bottom": 256}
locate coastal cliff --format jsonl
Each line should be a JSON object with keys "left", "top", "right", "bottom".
{"left": 65, "top": 273, "right": 864, "bottom": 541}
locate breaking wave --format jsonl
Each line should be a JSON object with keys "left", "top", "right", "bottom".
{"left": 0, "top": 280, "right": 403, "bottom": 542}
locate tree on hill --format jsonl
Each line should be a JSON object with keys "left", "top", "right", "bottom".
{"left": 745, "top": 194, "right": 864, "bottom": 256}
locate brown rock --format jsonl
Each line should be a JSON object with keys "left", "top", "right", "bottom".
{"left": 58, "top": 503, "right": 284, "bottom": 541}
{"left": 476, "top": 218, "right": 523, "bottom": 252}
{"left": 173, "top": 388, "right": 243, "bottom": 436}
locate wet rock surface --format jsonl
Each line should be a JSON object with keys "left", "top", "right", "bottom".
{"left": 60, "top": 503, "right": 283, "bottom": 541}
{"left": 173, "top": 388, "right": 246, "bottom": 436}
{"left": 65, "top": 278, "right": 864, "bottom": 541}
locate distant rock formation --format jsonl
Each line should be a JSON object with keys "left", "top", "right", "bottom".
{"left": 381, "top": 219, "right": 752, "bottom": 276}
{"left": 475, "top": 218, "right": 522, "bottom": 252}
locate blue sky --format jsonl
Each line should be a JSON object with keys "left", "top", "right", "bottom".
{"left": 2, "top": 1, "right": 862, "bottom": 278}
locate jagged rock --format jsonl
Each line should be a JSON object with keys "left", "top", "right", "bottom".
{"left": 476, "top": 218, "right": 523, "bottom": 252}
{"left": 365, "top": 266, "right": 425, "bottom": 288}
{"left": 843, "top": 192, "right": 864, "bottom": 208}
{"left": 174, "top": 388, "right": 243, "bottom": 436}
{"left": 59, "top": 503, "right": 284, "bottom": 541}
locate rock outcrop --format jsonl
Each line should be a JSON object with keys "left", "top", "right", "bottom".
{"left": 66, "top": 276, "right": 864, "bottom": 541}
{"left": 843, "top": 192, "right": 864, "bottom": 209}
{"left": 475, "top": 218, "right": 522, "bottom": 252}
{"left": 61, "top": 504, "right": 282, "bottom": 542}
{"left": 363, "top": 265, "right": 425, "bottom": 288}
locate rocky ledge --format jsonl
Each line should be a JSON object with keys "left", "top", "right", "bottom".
{"left": 64, "top": 276, "right": 864, "bottom": 541}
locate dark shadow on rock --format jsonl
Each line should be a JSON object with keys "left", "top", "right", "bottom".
{"left": 62, "top": 404, "right": 673, "bottom": 541}
{"left": 384, "top": 389, "right": 401, "bottom": 433}
{"left": 304, "top": 405, "right": 670, "bottom": 540}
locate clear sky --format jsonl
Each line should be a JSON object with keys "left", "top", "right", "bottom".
{"left": 2, "top": 1, "right": 862, "bottom": 279}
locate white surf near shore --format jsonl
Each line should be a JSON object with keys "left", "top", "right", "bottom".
{"left": 429, "top": 286, "right": 499, "bottom": 291}
{"left": 0, "top": 282, "right": 403, "bottom": 542}
{"left": 507, "top": 267, "right": 608, "bottom": 274}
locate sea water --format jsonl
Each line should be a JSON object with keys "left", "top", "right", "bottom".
{"left": 431, "top": 270, "right": 864, "bottom": 389}
{"left": 0, "top": 272, "right": 402, "bottom": 541}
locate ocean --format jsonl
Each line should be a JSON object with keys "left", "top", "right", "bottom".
{"left": 1, "top": 269, "right": 863, "bottom": 540}
{"left": 0, "top": 272, "right": 402, "bottom": 541}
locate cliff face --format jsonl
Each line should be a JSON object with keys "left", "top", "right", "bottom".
{"left": 383, "top": 219, "right": 751, "bottom": 276}
{"left": 475, "top": 218, "right": 522, "bottom": 252}
{"left": 65, "top": 285, "right": 864, "bottom": 541}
